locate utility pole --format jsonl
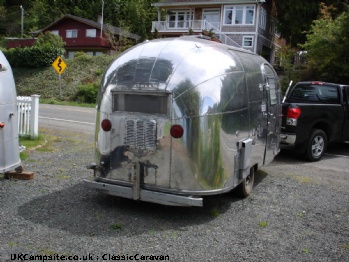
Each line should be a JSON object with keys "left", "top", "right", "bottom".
{"left": 20, "top": 5, "right": 24, "bottom": 38}
{"left": 100, "top": 0, "right": 104, "bottom": 37}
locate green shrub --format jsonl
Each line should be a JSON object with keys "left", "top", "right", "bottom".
{"left": 3, "top": 46, "right": 65, "bottom": 67}
{"left": 34, "top": 32, "right": 66, "bottom": 48}
{"left": 74, "top": 83, "right": 99, "bottom": 104}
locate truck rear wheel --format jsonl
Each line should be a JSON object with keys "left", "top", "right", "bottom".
{"left": 305, "top": 129, "right": 327, "bottom": 161}
{"left": 236, "top": 167, "right": 255, "bottom": 197}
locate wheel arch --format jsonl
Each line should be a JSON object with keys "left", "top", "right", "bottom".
{"left": 312, "top": 121, "right": 332, "bottom": 142}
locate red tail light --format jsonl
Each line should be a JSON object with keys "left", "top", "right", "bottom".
{"left": 286, "top": 107, "right": 301, "bottom": 126}
{"left": 170, "top": 125, "right": 184, "bottom": 138}
{"left": 101, "top": 119, "right": 112, "bottom": 131}
{"left": 311, "top": 81, "right": 324, "bottom": 85}
{"left": 287, "top": 107, "right": 301, "bottom": 119}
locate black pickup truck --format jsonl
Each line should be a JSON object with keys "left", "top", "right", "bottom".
{"left": 281, "top": 81, "right": 349, "bottom": 161}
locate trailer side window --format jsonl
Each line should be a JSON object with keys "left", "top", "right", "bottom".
{"left": 267, "top": 77, "right": 277, "bottom": 106}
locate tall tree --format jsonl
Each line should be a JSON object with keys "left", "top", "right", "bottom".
{"left": 301, "top": 7, "right": 349, "bottom": 83}
{"left": 273, "top": 0, "right": 321, "bottom": 47}
{"left": 0, "top": 0, "right": 6, "bottom": 35}
{"left": 273, "top": 0, "right": 348, "bottom": 47}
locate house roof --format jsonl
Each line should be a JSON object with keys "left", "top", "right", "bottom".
{"left": 31, "top": 14, "right": 140, "bottom": 40}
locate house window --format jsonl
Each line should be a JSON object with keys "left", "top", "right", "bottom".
{"left": 224, "top": 5, "right": 255, "bottom": 25}
{"left": 203, "top": 9, "right": 220, "bottom": 29}
{"left": 167, "top": 10, "right": 193, "bottom": 29}
{"left": 67, "top": 51, "right": 75, "bottom": 59}
{"left": 273, "top": 20, "right": 280, "bottom": 37}
{"left": 66, "top": 29, "right": 78, "bottom": 38}
{"left": 243, "top": 36, "right": 254, "bottom": 47}
{"left": 51, "top": 30, "right": 59, "bottom": 36}
{"left": 259, "top": 7, "right": 267, "bottom": 30}
{"left": 86, "top": 29, "right": 96, "bottom": 38}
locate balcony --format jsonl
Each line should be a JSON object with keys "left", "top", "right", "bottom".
{"left": 6, "top": 38, "right": 36, "bottom": 49}
{"left": 152, "top": 20, "right": 241, "bottom": 48}
{"left": 152, "top": 20, "right": 220, "bottom": 33}
{"left": 64, "top": 37, "right": 111, "bottom": 48}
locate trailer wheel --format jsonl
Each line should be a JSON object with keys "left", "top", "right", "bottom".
{"left": 236, "top": 167, "right": 255, "bottom": 197}
{"left": 305, "top": 129, "right": 327, "bottom": 162}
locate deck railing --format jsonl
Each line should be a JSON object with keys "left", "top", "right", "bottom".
{"left": 152, "top": 20, "right": 219, "bottom": 33}
{"left": 151, "top": 20, "right": 241, "bottom": 48}
{"left": 17, "top": 95, "right": 40, "bottom": 138}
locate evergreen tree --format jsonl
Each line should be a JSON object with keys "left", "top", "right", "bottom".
{"left": 273, "top": 0, "right": 348, "bottom": 47}
{"left": 301, "top": 7, "right": 349, "bottom": 83}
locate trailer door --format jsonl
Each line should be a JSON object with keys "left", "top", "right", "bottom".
{"left": 263, "top": 64, "right": 280, "bottom": 165}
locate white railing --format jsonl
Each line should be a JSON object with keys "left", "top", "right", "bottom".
{"left": 152, "top": 20, "right": 216, "bottom": 32}
{"left": 17, "top": 95, "right": 40, "bottom": 138}
{"left": 151, "top": 20, "right": 241, "bottom": 48}
{"left": 201, "top": 21, "right": 242, "bottom": 48}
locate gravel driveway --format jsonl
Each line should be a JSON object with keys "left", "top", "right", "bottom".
{"left": 1, "top": 128, "right": 348, "bottom": 262}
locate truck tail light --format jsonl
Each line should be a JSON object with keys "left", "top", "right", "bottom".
{"left": 101, "top": 119, "right": 112, "bottom": 131}
{"left": 311, "top": 81, "right": 324, "bottom": 85}
{"left": 170, "top": 125, "right": 183, "bottom": 138}
{"left": 286, "top": 107, "right": 301, "bottom": 126}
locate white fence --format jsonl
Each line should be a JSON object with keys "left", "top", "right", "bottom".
{"left": 17, "top": 95, "right": 40, "bottom": 138}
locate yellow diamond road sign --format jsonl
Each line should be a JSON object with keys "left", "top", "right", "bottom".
{"left": 52, "top": 56, "right": 67, "bottom": 75}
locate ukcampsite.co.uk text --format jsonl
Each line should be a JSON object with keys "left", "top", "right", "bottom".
{"left": 10, "top": 253, "right": 170, "bottom": 261}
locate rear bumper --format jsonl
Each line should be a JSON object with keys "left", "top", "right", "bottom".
{"left": 84, "top": 179, "right": 203, "bottom": 207}
{"left": 280, "top": 133, "right": 296, "bottom": 145}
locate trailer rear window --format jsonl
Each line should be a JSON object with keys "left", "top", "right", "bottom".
{"left": 113, "top": 93, "right": 168, "bottom": 115}
{"left": 288, "top": 84, "right": 339, "bottom": 103}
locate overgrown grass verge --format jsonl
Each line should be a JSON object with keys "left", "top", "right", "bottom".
{"left": 13, "top": 53, "right": 116, "bottom": 102}
{"left": 19, "top": 134, "right": 52, "bottom": 160}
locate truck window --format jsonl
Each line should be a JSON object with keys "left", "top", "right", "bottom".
{"left": 288, "top": 84, "right": 339, "bottom": 103}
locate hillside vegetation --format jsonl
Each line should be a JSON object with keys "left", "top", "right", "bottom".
{"left": 13, "top": 53, "right": 117, "bottom": 103}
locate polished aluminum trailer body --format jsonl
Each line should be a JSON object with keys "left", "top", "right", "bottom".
{"left": 0, "top": 51, "right": 21, "bottom": 173}
{"left": 85, "top": 37, "right": 281, "bottom": 206}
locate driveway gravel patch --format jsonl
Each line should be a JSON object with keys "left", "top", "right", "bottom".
{"left": 1, "top": 129, "right": 348, "bottom": 261}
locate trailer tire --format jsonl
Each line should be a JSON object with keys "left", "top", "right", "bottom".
{"left": 305, "top": 129, "right": 327, "bottom": 162}
{"left": 236, "top": 167, "right": 255, "bottom": 197}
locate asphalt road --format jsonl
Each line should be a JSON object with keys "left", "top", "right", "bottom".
{"left": 39, "top": 104, "right": 96, "bottom": 135}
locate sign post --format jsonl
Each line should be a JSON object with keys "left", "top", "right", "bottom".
{"left": 51, "top": 56, "right": 67, "bottom": 98}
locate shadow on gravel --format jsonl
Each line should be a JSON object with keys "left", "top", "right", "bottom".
{"left": 273, "top": 149, "right": 307, "bottom": 163}
{"left": 18, "top": 179, "right": 266, "bottom": 237}
{"left": 326, "top": 142, "right": 349, "bottom": 156}
{"left": 275, "top": 141, "right": 349, "bottom": 164}
{"left": 15, "top": 126, "right": 273, "bottom": 238}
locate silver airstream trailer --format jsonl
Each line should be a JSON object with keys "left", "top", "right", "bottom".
{"left": 85, "top": 37, "right": 281, "bottom": 206}
{"left": 0, "top": 51, "right": 21, "bottom": 173}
